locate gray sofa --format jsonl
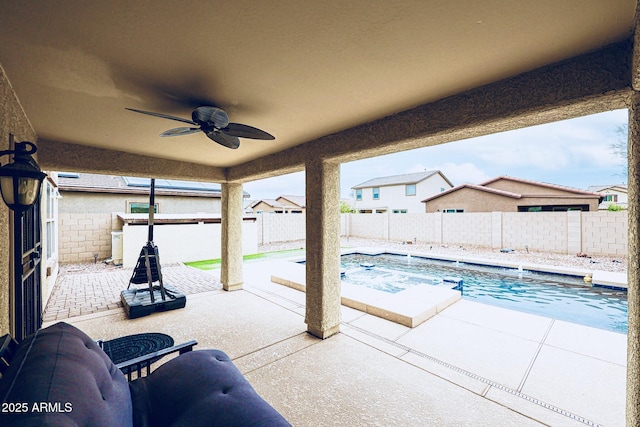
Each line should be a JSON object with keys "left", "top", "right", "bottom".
{"left": 0, "top": 322, "right": 290, "bottom": 426}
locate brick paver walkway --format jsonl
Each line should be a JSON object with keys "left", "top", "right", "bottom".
{"left": 43, "top": 263, "right": 222, "bottom": 322}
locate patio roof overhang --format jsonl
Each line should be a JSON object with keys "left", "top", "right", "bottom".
{"left": 0, "top": 1, "right": 635, "bottom": 183}
{"left": 2, "top": 2, "right": 640, "bottom": 424}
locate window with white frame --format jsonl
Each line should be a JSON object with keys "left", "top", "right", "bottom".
{"left": 44, "top": 180, "right": 58, "bottom": 260}
{"left": 603, "top": 194, "right": 618, "bottom": 202}
{"left": 443, "top": 208, "right": 464, "bottom": 213}
{"left": 355, "top": 189, "right": 362, "bottom": 201}
{"left": 405, "top": 184, "right": 416, "bottom": 196}
{"left": 392, "top": 209, "right": 408, "bottom": 214}
{"left": 373, "top": 187, "right": 380, "bottom": 200}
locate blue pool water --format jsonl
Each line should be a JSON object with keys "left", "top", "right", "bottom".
{"left": 338, "top": 253, "right": 628, "bottom": 334}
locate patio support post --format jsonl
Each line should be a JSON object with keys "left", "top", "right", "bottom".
{"left": 629, "top": 91, "right": 640, "bottom": 425}
{"left": 305, "top": 158, "right": 341, "bottom": 339}
{"left": 221, "top": 182, "right": 243, "bottom": 291}
{"left": 628, "top": 11, "right": 640, "bottom": 423}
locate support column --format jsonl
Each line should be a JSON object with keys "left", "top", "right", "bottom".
{"left": 221, "top": 183, "right": 243, "bottom": 291}
{"left": 305, "top": 158, "right": 341, "bottom": 339}
{"left": 628, "top": 92, "right": 640, "bottom": 425}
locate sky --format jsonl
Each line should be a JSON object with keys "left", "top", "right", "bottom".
{"left": 242, "top": 109, "right": 629, "bottom": 200}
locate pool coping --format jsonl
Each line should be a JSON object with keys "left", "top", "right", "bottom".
{"left": 270, "top": 247, "right": 626, "bottom": 328}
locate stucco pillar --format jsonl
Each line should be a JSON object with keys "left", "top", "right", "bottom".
{"left": 305, "top": 158, "right": 341, "bottom": 339}
{"left": 628, "top": 91, "right": 640, "bottom": 425}
{"left": 221, "top": 183, "right": 243, "bottom": 291}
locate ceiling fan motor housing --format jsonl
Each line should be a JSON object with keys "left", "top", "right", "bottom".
{"left": 193, "top": 106, "right": 229, "bottom": 129}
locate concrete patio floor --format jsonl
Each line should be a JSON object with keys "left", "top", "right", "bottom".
{"left": 45, "top": 260, "right": 627, "bottom": 426}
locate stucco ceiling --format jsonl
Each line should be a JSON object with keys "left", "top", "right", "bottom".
{"left": 0, "top": 1, "right": 636, "bottom": 177}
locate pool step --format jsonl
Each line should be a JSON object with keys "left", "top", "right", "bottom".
{"left": 272, "top": 262, "right": 462, "bottom": 328}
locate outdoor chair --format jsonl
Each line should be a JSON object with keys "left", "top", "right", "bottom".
{"left": 0, "top": 322, "right": 291, "bottom": 426}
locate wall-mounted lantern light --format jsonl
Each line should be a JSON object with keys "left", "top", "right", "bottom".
{"left": 0, "top": 138, "right": 47, "bottom": 211}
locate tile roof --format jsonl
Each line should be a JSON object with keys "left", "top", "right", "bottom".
{"left": 277, "top": 195, "right": 306, "bottom": 208}
{"left": 421, "top": 184, "right": 522, "bottom": 203}
{"left": 480, "top": 176, "right": 602, "bottom": 197}
{"left": 421, "top": 176, "right": 602, "bottom": 203}
{"left": 587, "top": 184, "right": 628, "bottom": 193}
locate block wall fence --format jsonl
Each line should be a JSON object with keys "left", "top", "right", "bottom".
{"left": 58, "top": 213, "right": 119, "bottom": 263}
{"left": 258, "top": 211, "right": 628, "bottom": 257}
{"left": 57, "top": 210, "right": 628, "bottom": 263}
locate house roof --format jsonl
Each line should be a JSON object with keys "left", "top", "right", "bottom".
{"left": 352, "top": 171, "right": 452, "bottom": 189}
{"left": 421, "top": 176, "right": 602, "bottom": 203}
{"left": 0, "top": 2, "right": 633, "bottom": 183}
{"left": 250, "top": 199, "right": 285, "bottom": 209}
{"left": 251, "top": 196, "right": 305, "bottom": 209}
{"left": 587, "top": 184, "right": 628, "bottom": 193}
{"left": 421, "top": 183, "right": 522, "bottom": 203}
{"left": 479, "top": 176, "right": 603, "bottom": 197}
{"left": 57, "top": 172, "right": 228, "bottom": 198}
{"left": 277, "top": 196, "right": 306, "bottom": 208}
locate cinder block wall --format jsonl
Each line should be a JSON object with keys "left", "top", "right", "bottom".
{"left": 442, "top": 213, "right": 492, "bottom": 246}
{"left": 501, "top": 212, "right": 568, "bottom": 252}
{"left": 58, "top": 213, "right": 114, "bottom": 263}
{"left": 256, "top": 214, "right": 306, "bottom": 245}
{"left": 349, "top": 214, "right": 387, "bottom": 240}
{"left": 58, "top": 210, "right": 629, "bottom": 263}
{"left": 581, "top": 211, "right": 628, "bottom": 256}
{"left": 388, "top": 213, "right": 434, "bottom": 242}
{"left": 342, "top": 211, "right": 627, "bottom": 256}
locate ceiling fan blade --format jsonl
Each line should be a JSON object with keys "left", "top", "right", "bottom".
{"left": 223, "top": 123, "right": 275, "bottom": 140}
{"left": 126, "top": 108, "right": 198, "bottom": 125}
{"left": 160, "top": 127, "right": 201, "bottom": 137}
{"left": 205, "top": 131, "right": 240, "bottom": 149}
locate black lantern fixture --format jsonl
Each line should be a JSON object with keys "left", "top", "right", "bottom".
{"left": 0, "top": 138, "right": 47, "bottom": 211}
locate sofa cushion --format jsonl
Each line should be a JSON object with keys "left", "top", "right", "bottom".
{"left": 129, "top": 349, "right": 290, "bottom": 427}
{"left": 0, "top": 322, "right": 132, "bottom": 427}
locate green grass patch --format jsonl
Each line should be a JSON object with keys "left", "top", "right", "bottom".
{"left": 185, "top": 248, "right": 306, "bottom": 270}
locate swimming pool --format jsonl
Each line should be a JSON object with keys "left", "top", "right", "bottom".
{"left": 339, "top": 253, "right": 628, "bottom": 334}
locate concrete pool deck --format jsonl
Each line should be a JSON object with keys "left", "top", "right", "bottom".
{"left": 53, "top": 258, "right": 626, "bottom": 426}
{"left": 270, "top": 247, "right": 627, "bottom": 328}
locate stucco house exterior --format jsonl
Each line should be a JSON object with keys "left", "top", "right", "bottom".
{"left": 351, "top": 171, "right": 453, "bottom": 213}
{"left": 588, "top": 184, "right": 628, "bottom": 209}
{"left": 422, "top": 176, "right": 602, "bottom": 213}
{"left": 249, "top": 195, "right": 305, "bottom": 214}
{"left": 57, "top": 172, "right": 240, "bottom": 263}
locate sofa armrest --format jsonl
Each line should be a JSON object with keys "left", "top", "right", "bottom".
{"left": 117, "top": 340, "right": 197, "bottom": 380}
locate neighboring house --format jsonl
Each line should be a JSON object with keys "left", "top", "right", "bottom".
{"left": 422, "top": 176, "right": 602, "bottom": 213}
{"left": 56, "top": 172, "right": 245, "bottom": 263}
{"left": 587, "top": 184, "right": 628, "bottom": 209}
{"left": 249, "top": 195, "right": 305, "bottom": 214}
{"left": 351, "top": 171, "right": 453, "bottom": 213}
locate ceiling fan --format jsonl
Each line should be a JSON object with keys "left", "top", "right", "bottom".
{"left": 126, "top": 106, "right": 274, "bottom": 149}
